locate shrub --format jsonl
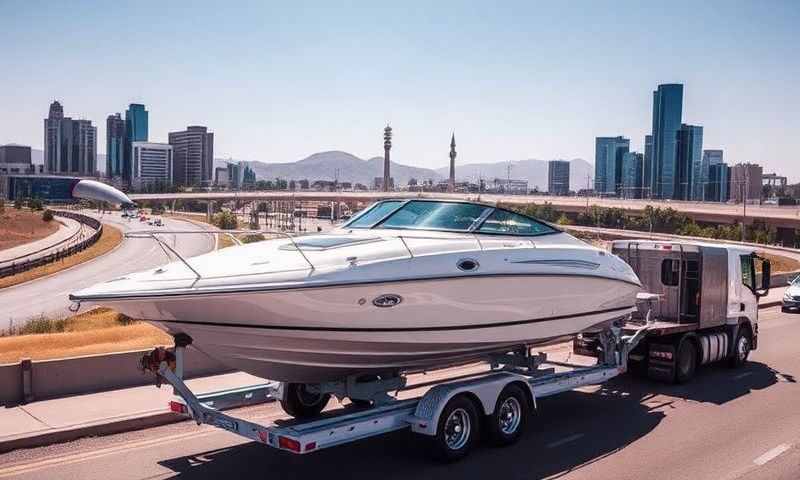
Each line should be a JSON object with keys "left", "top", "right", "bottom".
{"left": 241, "top": 233, "right": 266, "bottom": 244}
{"left": 0, "top": 199, "right": 4, "bottom": 213}
{"left": 212, "top": 210, "right": 238, "bottom": 230}
{"left": 42, "top": 209, "right": 54, "bottom": 222}
{"left": 28, "top": 198, "right": 44, "bottom": 211}
{"left": 19, "top": 315, "right": 69, "bottom": 335}
{"left": 13, "top": 198, "right": 23, "bottom": 209}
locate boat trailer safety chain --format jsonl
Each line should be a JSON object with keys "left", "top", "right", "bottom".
{"left": 139, "top": 347, "right": 176, "bottom": 388}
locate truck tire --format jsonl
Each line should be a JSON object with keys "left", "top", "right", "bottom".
{"left": 430, "top": 395, "right": 480, "bottom": 462}
{"left": 728, "top": 327, "right": 752, "bottom": 368}
{"left": 675, "top": 338, "right": 698, "bottom": 384}
{"left": 280, "top": 383, "right": 330, "bottom": 419}
{"left": 488, "top": 384, "right": 529, "bottom": 447}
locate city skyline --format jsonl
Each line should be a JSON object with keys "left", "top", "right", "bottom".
{"left": 1, "top": 1, "right": 798, "bottom": 180}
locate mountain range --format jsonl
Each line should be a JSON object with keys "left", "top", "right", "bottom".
{"left": 30, "top": 148, "right": 593, "bottom": 192}
{"left": 216, "top": 151, "right": 593, "bottom": 191}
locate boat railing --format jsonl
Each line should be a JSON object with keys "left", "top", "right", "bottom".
{"left": 125, "top": 229, "right": 316, "bottom": 280}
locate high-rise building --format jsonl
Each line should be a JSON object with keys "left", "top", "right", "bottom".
{"left": 131, "top": 141, "right": 173, "bottom": 190}
{"left": 168, "top": 126, "right": 214, "bottom": 186}
{"left": 643, "top": 135, "right": 653, "bottom": 197}
{"left": 547, "top": 160, "right": 570, "bottom": 195}
{"left": 707, "top": 162, "right": 730, "bottom": 202}
{"left": 703, "top": 149, "right": 723, "bottom": 166}
{"left": 124, "top": 104, "right": 148, "bottom": 182}
{"left": 0, "top": 144, "right": 34, "bottom": 175}
{"left": 650, "top": 84, "right": 684, "bottom": 199}
{"left": 106, "top": 113, "right": 125, "bottom": 178}
{"left": 225, "top": 161, "right": 256, "bottom": 189}
{"left": 594, "top": 136, "right": 630, "bottom": 196}
{"left": 730, "top": 163, "right": 763, "bottom": 203}
{"left": 676, "top": 124, "right": 703, "bottom": 201}
{"left": 43, "top": 101, "right": 97, "bottom": 175}
{"left": 702, "top": 150, "right": 723, "bottom": 200}
{"left": 621, "top": 152, "right": 644, "bottom": 199}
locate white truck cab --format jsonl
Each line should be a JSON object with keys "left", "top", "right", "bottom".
{"left": 580, "top": 240, "right": 771, "bottom": 383}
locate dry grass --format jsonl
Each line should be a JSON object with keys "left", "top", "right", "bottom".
{"left": 0, "top": 209, "right": 59, "bottom": 251}
{"left": 0, "top": 308, "right": 170, "bottom": 363}
{"left": 0, "top": 224, "right": 123, "bottom": 289}
{"left": 759, "top": 251, "right": 800, "bottom": 274}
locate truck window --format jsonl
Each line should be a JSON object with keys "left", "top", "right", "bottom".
{"left": 740, "top": 255, "right": 755, "bottom": 292}
{"left": 661, "top": 259, "right": 679, "bottom": 286}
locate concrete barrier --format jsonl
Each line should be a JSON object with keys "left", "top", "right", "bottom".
{"left": 0, "top": 347, "right": 231, "bottom": 406}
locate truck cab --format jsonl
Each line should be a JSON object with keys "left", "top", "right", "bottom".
{"left": 579, "top": 239, "right": 770, "bottom": 383}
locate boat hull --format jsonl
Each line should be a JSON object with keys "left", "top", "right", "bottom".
{"left": 106, "top": 274, "right": 639, "bottom": 382}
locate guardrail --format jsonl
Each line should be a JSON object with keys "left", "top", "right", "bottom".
{"left": 0, "top": 211, "right": 103, "bottom": 279}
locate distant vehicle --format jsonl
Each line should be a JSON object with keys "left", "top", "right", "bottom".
{"left": 153, "top": 218, "right": 163, "bottom": 227}
{"left": 782, "top": 275, "right": 800, "bottom": 311}
{"left": 139, "top": 216, "right": 147, "bottom": 222}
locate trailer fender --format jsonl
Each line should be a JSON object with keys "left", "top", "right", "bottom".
{"left": 409, "top": 372, "right": 535, "bottom": 436}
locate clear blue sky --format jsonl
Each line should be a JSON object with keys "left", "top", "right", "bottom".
{"left": 1, "top": 0, "right": 797, "bottom": 178}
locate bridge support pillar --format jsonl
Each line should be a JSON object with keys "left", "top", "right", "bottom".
{"left": 206, "top": 201, "right": 214, "bottom": 223}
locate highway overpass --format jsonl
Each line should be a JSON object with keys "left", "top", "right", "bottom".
{"left": 129, "top": 191, "right": 800, "bottom": 230}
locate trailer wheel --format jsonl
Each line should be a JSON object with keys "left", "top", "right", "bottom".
{"left": 431, "top": 395, "right": 479, "bottom": 462}
{"left": 488, "top": 384, "right": 529, "bottom": 447}
{"left": 675, "top": 338, "right": 698, "bottom": 384}
{"left": 280, "top": 383, "right": 330, "bottom": 419}
{"left": 728, "top": 327, "right": 752, "bottom": 368}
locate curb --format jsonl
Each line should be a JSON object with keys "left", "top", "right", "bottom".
{"left": 0, "top": 411, "right": 182, "bottom": 454}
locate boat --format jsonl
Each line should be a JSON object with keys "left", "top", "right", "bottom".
{"left": 70, "top": 199, "right": 642, "bottom": 384}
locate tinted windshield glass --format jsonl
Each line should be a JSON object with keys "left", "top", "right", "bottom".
{"left": 378, "top": 201, "right": 491, "bottom": 231}
{"left": 346, "top": 201, "right": 402, "bottom": 228}
{"left": 478, "top": 209, "right": 556, "bottom": 236}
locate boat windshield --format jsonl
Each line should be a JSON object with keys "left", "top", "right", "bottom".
{"left": 345, "top": 200, "right": 558, "bottom": 236}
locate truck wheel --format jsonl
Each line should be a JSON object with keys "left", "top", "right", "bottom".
{"left": 675, "top": 338, "right": 697, "bottom": 384}
{"left": 488, "top": 384, "right": 529, "bottom": 447}
{"left": 280, "top": 383, "right": 330, "bottom": 419}
{"left": 728, "top": 328, "right": 752, "bottom": 368}
{"left": 431, "top": 395, "right": 479, "bottom": 462}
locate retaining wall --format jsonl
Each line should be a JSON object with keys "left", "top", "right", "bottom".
{"left": 0, "top": 347, "right": 231, "bottom": 406}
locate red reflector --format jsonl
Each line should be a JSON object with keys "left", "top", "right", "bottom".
{"left": 279, "top": 436, "right": 301, "bottom": 452}
{"left": 169, "top": 401, "right": 187, "bottom": 414}
{"left": 305, "top": 442, "right": 317, "bottom": 452}
{"left": 662, "top": 245, "right": 672, "bottom": 250}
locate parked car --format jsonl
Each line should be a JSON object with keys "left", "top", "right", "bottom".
{"left": 782, "top": 275, "right": 800, "bottom": 311}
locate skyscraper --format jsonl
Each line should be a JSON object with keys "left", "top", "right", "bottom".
{"left": 169, "top": 126, "right": 214, "bottom": 186}
{"left": 547, "top": 160, "right": 570, "bottom": 196}
{"left": 124, "top": 104, "right": 149, "bottom": 182}
{"left": 650, "top": 84, "right": 684, "bottom": 199}
{"left": 643, "top": 135, "right": 653, "bottom": 197}
{"left": 594, "top": 136, "right": 630, "bottom": 196}
{"left": 43, "top": 100, "right": 97, "bottom": 175}
{"left": 707, "top": 162, "right": 729, "bottom": 202}
{"left": 131, "top": 141, "right": 173, "bottom": 190}
{"left": 621, "top": 152, "right": 644, "bottom": 199}
{"left": 106, "top": 113, "right": 125, "bottom": 178}
{"left": 448, "top": 133, "right": 456, "bottom": 193}
{"left": 730, "top": 163, "right": 763, "bottom": 203}
{"left": 676, "top": 124, "right": 703, "bottom": 201}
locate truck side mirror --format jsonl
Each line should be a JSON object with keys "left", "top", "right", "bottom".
{"left": 757, "top": 258, "right": 771, "bottom": 298}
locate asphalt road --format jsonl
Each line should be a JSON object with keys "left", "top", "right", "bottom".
{"left": 1, "top": 306, "right": 798, "bottom": 480}
{"left": 0, "top": 211, "right": 215, "bottom": 332}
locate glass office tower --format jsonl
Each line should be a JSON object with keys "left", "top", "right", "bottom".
{"left": 595, "top": 136, "right": 630, "bottom": 196}
{"left": 124, "top": 104, "right": 149, "bottom": 182}
{"left": 677, "top": 124, "right": 704, "bottom": 201}
{"left": 650, "top": 84, "right": 683, "bottom": 199}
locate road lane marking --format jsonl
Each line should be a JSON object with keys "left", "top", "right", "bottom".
{"left": 0, "top": 410, "right": 287, "bottom": 478}
{"left": 753, "top": 443, "right": 791, "bottom": 466}
{"left": 547, "top": 433, "right": 584, "bottom": 448}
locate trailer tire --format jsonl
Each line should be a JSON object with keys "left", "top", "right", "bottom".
{"left": 431, "top": 395, "right": 479, "bottom": 462}
{"left": 675, "top": 338, "right": 698, "bottom": 384}
{"left": 728, "top": 327, "right": 752, "bottom": 368}
{"left": 488, "top": 384, "right": 529, "bottom": 447}
{"left": 280, "top": 383, "right": 330, "bottom": 419}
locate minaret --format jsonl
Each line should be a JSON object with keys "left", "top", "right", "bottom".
{"left": 383, "top": 124, "right": 392, "bottom": 192}
{"left": 448, "top": 132, "right": 457, "bottom": 193}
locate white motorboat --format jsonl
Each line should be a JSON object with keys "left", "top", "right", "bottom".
{"left": 70, "top": 199, "right": 642, "bottom": 384}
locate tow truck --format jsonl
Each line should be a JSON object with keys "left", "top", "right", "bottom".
{"left": 143, "top": 239, "right": 770, "bottom": 461}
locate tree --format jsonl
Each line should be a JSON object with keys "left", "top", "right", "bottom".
{"left": 42, "top": 209, "right": 54, "bottom": 222}
{"left": 28, "top": 198, "right": 44, "bottom": 211}
{"left": 14, "top": 198, "right": 23, "bottom": 209}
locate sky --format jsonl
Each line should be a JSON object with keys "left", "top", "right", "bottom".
{"left": 1, "top": 0, "right": 798, "bottom": 179}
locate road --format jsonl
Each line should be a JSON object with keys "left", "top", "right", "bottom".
{"left": 1, "top": 305, "right": 797, "bottom": 480}
{"left": 0, "top": 211, "right": 215, "bottom": 332}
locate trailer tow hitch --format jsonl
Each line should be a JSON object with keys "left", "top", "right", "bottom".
{"left": 139, "top": 347, "right": 176, "bottom": 388}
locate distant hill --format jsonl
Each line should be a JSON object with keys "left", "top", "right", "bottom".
{"left": 215, "top": 151, "right": 443, "bottom": 187}
{"left": 434, "top": 158, "right": 593, "bottom": 192}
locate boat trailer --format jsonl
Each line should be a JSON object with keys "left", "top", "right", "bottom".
{"left": 144, "top": 320, "right": 649, "bottom": 461}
